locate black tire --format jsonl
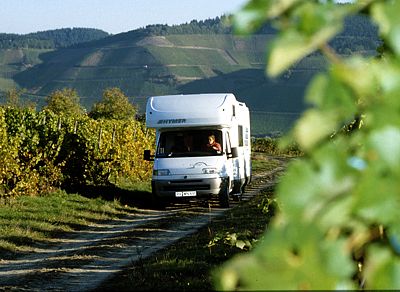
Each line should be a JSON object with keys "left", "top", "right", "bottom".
{"left": 218, "top": 181, "right": 230, "bottom": 208}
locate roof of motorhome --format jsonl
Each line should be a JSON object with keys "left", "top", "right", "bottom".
{"left": 149, "top": 93, "right": 235, "bottom": 112}
{"left": 146, "top": 93, "right": 247, "bottom": 128}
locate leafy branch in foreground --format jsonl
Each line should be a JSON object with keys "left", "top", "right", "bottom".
{"left": 216, "top": 0, "right": 400, "bottom": 290}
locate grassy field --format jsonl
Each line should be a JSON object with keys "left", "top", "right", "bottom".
{"left": 0, "top": 190, "right": 138, "bottom": 258}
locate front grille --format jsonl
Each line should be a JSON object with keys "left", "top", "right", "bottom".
{"left": 172, "top": 179, "right": 202, "bottom": 184}
{"left": 163, "top": 181, "right": 210, "bottom": 191}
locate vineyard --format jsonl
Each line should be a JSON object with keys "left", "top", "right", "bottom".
{"left": 0, "top": 106, "right": 155, "bottom": 199}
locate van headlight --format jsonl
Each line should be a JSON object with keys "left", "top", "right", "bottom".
{"left": 202, "top": 167, "right": 218, "bottom": 174}
{"left": 154, "top": 169, "right": 170, "bottom": 176}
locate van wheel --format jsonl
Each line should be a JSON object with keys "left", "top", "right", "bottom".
{"left": 233, "top": 189, "right": 242, "bottom": 202}
{"left": 232, "top": 184, "right": 244, "bottom": 202}
{"left": 219, "top": 183, "right": 230, "bottom": 208}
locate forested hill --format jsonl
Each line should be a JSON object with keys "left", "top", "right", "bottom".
{"left": 137, "top": 14, "right": 377, "bottom": 36}
{"left": 0, "top": 28, "right": 109, "bottom": 49}
{"left": 141, "top": 17, "right": 233, "bottom": 35}
{"left": 0, "top": 15, "right": 379, "bottom": 51}
{"left": 136, "top": 14, "right": 379, "bottom": 53}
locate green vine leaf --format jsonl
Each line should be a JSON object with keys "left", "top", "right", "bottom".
{"left": 216, "top": 0, "right": 400, "bottom": 290}
{"left": 232, "top": 0, "right": 301, "bottom": 34}
{"left": 292, "top": 109, "right": 337, "bottom": 151}
{"left": 216, "top": 222, "right": 356, "bottom": 290}
{"left": 364, "top": 245, "right": 400, "bottom": 289}
{"left": 371, "top": 1, "right": 400, "bottom": 56}
{"left": 267, "top": 2, "right": 347, "bottom": 77}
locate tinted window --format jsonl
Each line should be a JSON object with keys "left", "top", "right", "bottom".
{"left": 238, "top": 125, "right": 243, "bottom": 147}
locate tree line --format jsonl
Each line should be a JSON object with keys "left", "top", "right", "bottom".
{"left": 3, "top": 87, "right": 138, "bottom": 120}
{"left": 0, "top": 28, "right": 109, "bottom": 49}
{"left": 141, "top": 14, "right": 380, "bottom": 53}
{"left": 1, "top": 13, "right": 380, "bottom": 54}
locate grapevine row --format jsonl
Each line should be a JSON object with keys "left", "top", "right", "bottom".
{"left": 0, "top": 107, "right": 155, "bottom": 198}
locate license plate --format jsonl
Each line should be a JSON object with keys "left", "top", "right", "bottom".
{"left": 175, "top": 191, "right": 196, "bottom": 197}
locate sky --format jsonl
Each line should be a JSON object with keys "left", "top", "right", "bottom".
{"left": 1, "top": 0, "right": 248, "bottom": 35}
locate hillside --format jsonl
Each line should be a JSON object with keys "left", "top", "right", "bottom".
{"left": 0, "top": 16, "right": 380, "bottom": 136}
{"left": 0, "top": 28, "right": 109, "bottom": 99}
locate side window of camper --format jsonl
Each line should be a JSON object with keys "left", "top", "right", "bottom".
{"left": 238, "top": 125, "right": 244, "bottom": 147}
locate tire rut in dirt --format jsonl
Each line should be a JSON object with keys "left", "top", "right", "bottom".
{"left": 0, "top": 206, "right": 224, "bottom": 291}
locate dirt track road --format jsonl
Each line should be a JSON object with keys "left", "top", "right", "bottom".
{"left": 0, "top": 162, "right": 285, "bottom": 291}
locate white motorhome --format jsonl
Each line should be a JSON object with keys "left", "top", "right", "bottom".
{"left": 144, "top": 93, "right": 251, "bottom": 207}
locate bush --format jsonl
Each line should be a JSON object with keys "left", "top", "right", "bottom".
{"left": 251, "top": 137, "right": 302, "bottom": 156}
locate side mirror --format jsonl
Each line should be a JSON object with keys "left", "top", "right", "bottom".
{"left": 143, "top": 150, "right": 154, "bottom": 161}
{"left": 228, "top": 147, "right": 239, "bottom": 159}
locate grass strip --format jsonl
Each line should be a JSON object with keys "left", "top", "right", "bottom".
{"left": 0, "top": 190, "right": 136, "bottom": 258}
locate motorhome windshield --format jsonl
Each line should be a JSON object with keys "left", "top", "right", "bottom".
{"left": 156, "top": 130, "right": 223, "bottom": 158}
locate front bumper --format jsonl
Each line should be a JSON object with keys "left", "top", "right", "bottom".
{"left": 152, "top": 177, "right": 228, "bottom": 198}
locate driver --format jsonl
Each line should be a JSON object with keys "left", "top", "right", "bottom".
{"left": 207, "top": 134, "right": 222, "bottom": 152}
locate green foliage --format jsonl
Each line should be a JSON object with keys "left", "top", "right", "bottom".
{"left": 4, "top": 88, "right": 23, "bottom": 108}
{"left": 257, "top": 196, "right": 279, "bottom": 216}
{"left": 216, "top": 0, "right": 400, "bottom": 290}
{"left": 1, "top": 107, "right": 62, "bottom": 196}
{"left": 89, "top": 87, "right": 137, "bottom": 120}
{"left": 3, "top": 88, "right": 36, "bottom": 109}
{"left": 207, "top": 230, "right": 257, "bottom": 251}
{"left": 44, "top": 88, "right": 85, "bottom": 115}
{"left": 0, "top": 105, "right": 154, "bottom": 198}
{"left": 252, "top": 137, "right": 302, "bottom": 156}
